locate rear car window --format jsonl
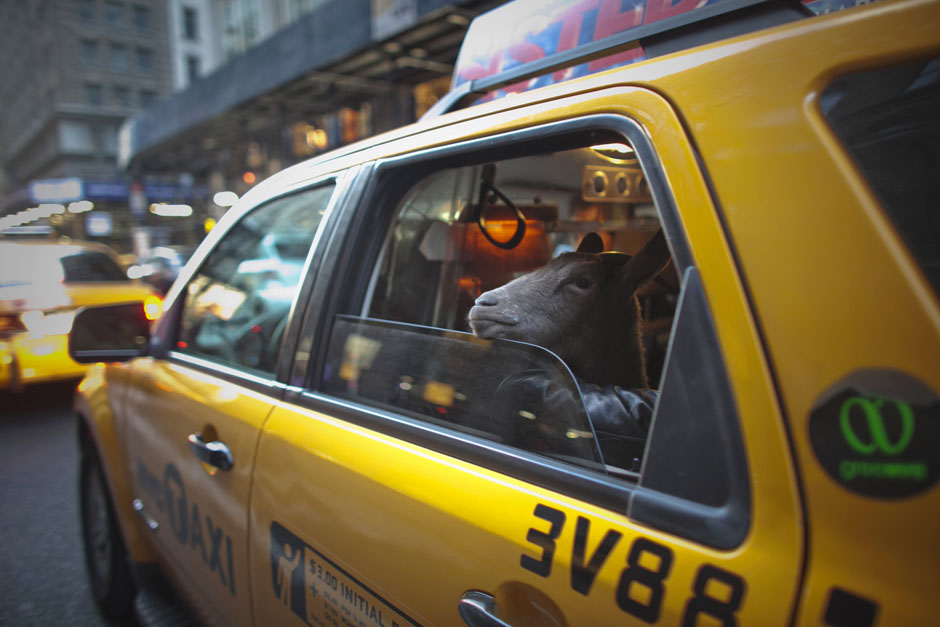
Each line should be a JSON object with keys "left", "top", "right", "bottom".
{"left": 350, "top": 143, "right": 673, "bottom": 478}
{"left": 315, "top": 127, "right": 749, "bottom": 547}
{"left": 61, "top": 251, "right": 128, "bottom": 282}
{"left": 820, "top": 57, "right": 940, "bottom": 297}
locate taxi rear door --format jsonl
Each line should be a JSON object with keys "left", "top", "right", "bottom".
{"left": 248, "top": 84, "right": 804, "bottom": 625}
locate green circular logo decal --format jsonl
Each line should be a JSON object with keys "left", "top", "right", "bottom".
{"left": 809, "top": 373, "right": 939, "bottom": 499}
{"left": 839, "top": 396, "right": 915, "bottom": 456}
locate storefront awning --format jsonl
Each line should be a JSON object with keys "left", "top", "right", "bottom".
{"left": 120, "top": 0, "right": 503, "bottom": 175}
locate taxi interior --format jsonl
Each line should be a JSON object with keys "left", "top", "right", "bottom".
{"left": 320, "top": 135, "right": 681, "bottom": 480}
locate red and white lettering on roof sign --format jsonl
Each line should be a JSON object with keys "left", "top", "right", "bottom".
{"left": 453, "top": 0, "right": 726, "bottom": 96}
{"left": 452, "top": 0, "right": 860, "bottom": 99}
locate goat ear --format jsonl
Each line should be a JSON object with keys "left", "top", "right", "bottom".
{"left": 621, "top": 229, "right": 672, "bottom": 287}
{"left": 577, "top": 232, "right": 605, "bottom": 254}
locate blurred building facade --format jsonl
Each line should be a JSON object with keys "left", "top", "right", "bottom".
{"left": 1, "top": 0, "right": 504, "bottom": 256}
{"left": 0, "top": 0, "right": 174, "bottom": 251}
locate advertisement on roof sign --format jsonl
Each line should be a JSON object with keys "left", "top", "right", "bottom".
{"left": 453, "top": 0, "right": 872, "bottom": 98}
{"left": 453, "top": 0, "right": 732, "bottom": 95}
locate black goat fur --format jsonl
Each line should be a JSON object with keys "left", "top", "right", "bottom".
{"left": 468, "top": 230, "right": 671, "bottom": 389}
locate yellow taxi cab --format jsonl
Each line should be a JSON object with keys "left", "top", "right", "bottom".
{"left": 69, "top": 0, "right": 939, "bottom": 624}
{"left": 0, "top": 239, "right": 161, "bottom": 391}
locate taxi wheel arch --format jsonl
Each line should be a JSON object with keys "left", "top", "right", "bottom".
{"left": 78, "top": 421, "right": 137, "bottom": 620}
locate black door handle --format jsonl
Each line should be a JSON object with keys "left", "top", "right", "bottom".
{"left": 187, "top": 432, "right": 234, "bottom": 471}
{"left": 458, "top": 591, "right": 512, "bottom": 627}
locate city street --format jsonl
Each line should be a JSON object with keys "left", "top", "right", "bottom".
{"left": 0, "top": 380, "right": 131, "bottom": 627}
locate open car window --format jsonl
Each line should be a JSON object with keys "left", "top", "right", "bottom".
{"left": 334, "top": 140, "right": 678, "bottom": 477}
{"left": 322, "top": 316, "right": 610, "bottom": 474}
{"left": 316, "top": 126, "right": 749, "bottom": 547}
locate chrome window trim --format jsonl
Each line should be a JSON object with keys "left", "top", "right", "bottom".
{"left": 166, "top": 350, "right": 290, "bottom": 395}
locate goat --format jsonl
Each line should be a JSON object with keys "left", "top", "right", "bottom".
{"left": 467, "top": 230, "right": 672, "bottom": 390}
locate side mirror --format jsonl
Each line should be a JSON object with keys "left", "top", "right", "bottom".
{"left": 69, "top": 302, "right": 152, "bottom": 363}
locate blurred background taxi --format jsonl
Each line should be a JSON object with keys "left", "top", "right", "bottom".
{"left": 0, "top": 238, "right": 161, "bottom": 391}
{"left": 125, "top": 244, "right": 195, "bottom": 295}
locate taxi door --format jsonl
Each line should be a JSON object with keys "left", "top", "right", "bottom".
{"left": 123, "top": 181, "right": 340, "bottom": 625}
{"left": 124, "top": 359, "right": 274, "bottom": 625}
{"left": 248, "top": 86, "right": 804, "bottom": 625}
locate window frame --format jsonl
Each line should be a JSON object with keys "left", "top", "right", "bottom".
{"left": 136, "top": 46, "right": 153, "bottom": 74}
{"left": 286, "top": 114, "right": 750, "bottom": 547}
{"left": 104, "top": 1, "right": 123, "bottom": 26}
{"left": 113, "top": 85, "right": 130, "bottom": 107}
{"left": 150, "top": 173, "right": 351, "bottom": 399}
{"left": 77, "top": 0, "right": 95, "bottom": 22}
{"left": 84, "top": 83, "right": 103, "bottom": 105}
{"left": 182, "top": 6, "right": 198, "bottom": 40}
{"left": 132, "top": 4, "right": 150, "bottom": 31}
{"left": 109, "top": 42, "right": 128, "bottom": 72}
{"left": 80, "top": 39, "right": 99, "bottom": 65}
{"left": 186, "top": 54, "right": 200, "bottom": 83}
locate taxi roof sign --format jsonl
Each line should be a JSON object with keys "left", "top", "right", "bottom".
{"left": 426, "top": 0, "right": 816, "bottom": 118}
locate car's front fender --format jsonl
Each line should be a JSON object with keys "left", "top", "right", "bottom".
{"left": 75, "top": 362, "right": 158, "bottom": 564}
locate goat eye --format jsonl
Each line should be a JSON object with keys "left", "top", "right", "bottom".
{"left": 574, "top": 277, "right": 593, "bottom": 289}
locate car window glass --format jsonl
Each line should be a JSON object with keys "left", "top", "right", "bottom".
{"left": 316, "top": 128, "right": 749, "bottom": 544}
{"left": 331, "top": 141, "right": 680, "bottom": 477}
{"left": 177, "top": 184, "right": 333, "bottom": 375}
{"left": 61, "top": 251, "right": 127, "bottom": 282}
{"left": 820, "top": 57, "right": 940, "bottom": 297}
{"left": 323, "top": 316, "right": 607, "bottom": 472}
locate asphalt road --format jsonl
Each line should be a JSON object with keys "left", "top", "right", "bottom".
{"left": 0, "top": 380, "right": 134, "bottom": 627}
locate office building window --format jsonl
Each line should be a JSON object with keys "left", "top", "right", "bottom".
{"left": 140, "top": 89, "right": 157, "bottom": 107}
{"left": 60, "top": 119, "right": 96, "bottom": 153}
{"left": 80, "top": 39, "right": 99, "bottom": 64}
{"left": 137, "top": 47, "right": 153, "bottom": 73}
{"left": 110, "top": 43, "right": 128, "bottom": 71}
{"left": 133, "top": 5, "right": 150, "bottom": 30}
{"left": 77, "top": 0, "right": 94, "bottom": 21}
{"left": 105, "top": 1, "right": 123, "bottom": 25}
{"left": 113, "top": 85, "right": 130, "bottom": 107}
{"left": 85, "top": 83, "right": 103, "bottom": 105}
{"left": 186, "top": 55, "right": 200, "bottom": 82}
{"left": 183, "top": 6, "right": 198, "bottom": 39}
{"left": 221, "top": 0, "right": 261, "bottom": 58}
{"left": 93, "top": 124, "right": 118, "bottom": 154}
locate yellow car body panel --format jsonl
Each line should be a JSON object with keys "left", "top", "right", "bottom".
{"left": 0, "top": 340, "right": 15, "bottom": 388}
{"left": 64, "top": 282, "right": 159, "bottom": 308}
{"left": 625, "top": 0, "right": 940, "bottom": 621}
{"left": 75, "top": 363, "right": 159, "bottom": 564}
{"left": 9, "top": 332, "right": 87, "bottom": 384}
{"left": 252, "top": 392, "right": 797, "bottom": 625}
